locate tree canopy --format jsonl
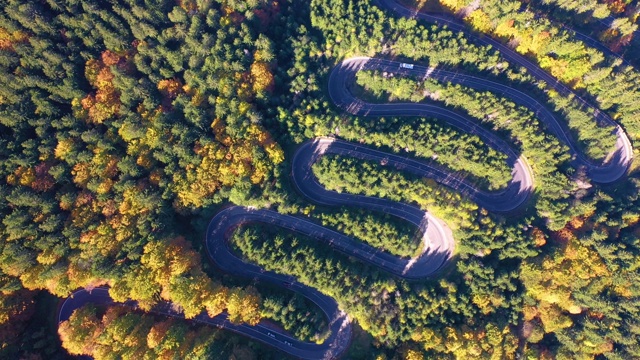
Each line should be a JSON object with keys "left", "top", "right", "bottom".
{"left": 1, "top": 0, "right": 639, "bottom": 359}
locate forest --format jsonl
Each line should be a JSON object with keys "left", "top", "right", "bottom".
{"left": 0, "top": 0, "right": 639, "bottom": 359}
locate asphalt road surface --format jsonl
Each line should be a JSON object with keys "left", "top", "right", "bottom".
{"left": 58, "top": 1, "right": 633, "bottom": 359}
{"left": 375, "top": 0, "right": 632, "bottom": 183}
{"left": 59, "top": 285, "right": 351, "bottom": 360}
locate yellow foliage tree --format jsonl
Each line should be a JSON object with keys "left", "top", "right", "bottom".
{"left": 54, "top": 138, "right": 75, "bottom": 160}
{"left": 420, "top": 324, "right": 517, "bottom": 359}
{"left": 250, "top": 61, "right": 274, "bottom": 93}
{"left": 515, "top": 30, "right": 551, "bottom": 56}
{"left": 0, "top": 27, "right": 27, "bottom": 51}
{"left": 465, "top": 10, "right": 493, "bottom": 33}
{"left": 146, "top": 319, "right": 172, "bottom": 349}
{"left": 404, "top": 349, "right": 425, "bottom": 360}
{"left": 58, "top": 305, "right": 103, "bottom": 356}
{"left": 226, "top": 286, "right": 262, "bottom": 325}
{"left": 157, "top": 78, "right": 184, "bottom": 104}
{"left": 438, "top": 0, "right": 469, "bottom": 12}
{"left": 176, "top": 122, "right": 283, "bottom": 208}
{"left": 494, "top": 19, "right": 518, "bottom": 39}
{"left": 519, "top": 217, "right": 625, "bottom": 355}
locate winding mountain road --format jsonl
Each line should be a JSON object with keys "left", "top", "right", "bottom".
{"left": 59, "top": 279, "right": 351, "bottom": 359}
{"left": 331, "top": 56, "right": 631, "bottom": 183}
{"left": 58, "top": 1, "right": 633, "bottom": 359}
{"left": 375, "top": 0, "right": 633, "bottom": 183}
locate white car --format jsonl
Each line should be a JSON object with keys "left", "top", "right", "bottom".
{"left": 400, "top": 63, "right": 414, "bottom": 69}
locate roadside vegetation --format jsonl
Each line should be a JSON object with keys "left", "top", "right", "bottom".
{"left": 311, "top": 207, "right": 423, "bottom": 258}
{"left": 1, "top": 0, "right": 639, "bottom": 359}
{"left": 520, "top": 0, "right": 640, "bottom": 68}
{"left": 59, "top": 304, "right": 285, "bottom": 359}
{"left": 421, "top": 0, "right": 640, "bottom": 138}
{"left": 354, "top": 70, "right": 584, "bottom": 229}
{"left": 231, "top": 217, "right": 533, "bottom": 358}
{"left": 355, "top": 70, "right": 617, "bottom": 161}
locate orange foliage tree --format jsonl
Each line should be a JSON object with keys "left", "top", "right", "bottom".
{"left": 175, "top": 120, "right": 283, "bottom": 209}
{"left": 59, "top": 304, "right": 221, "bottom": 359}
{"left": 414, "top": 323, "right": 518, "bottom": 359}
{"left": 108, "top": 236, "right": 252, "bottom": 323}
{"left": 519, "top": 217, "right": 622, "bottom": 355}
{"left": 77, "top": 50, "right": 133, "bottom": 124}
{"left": 0, "top": 27, "right": 27, "bottom": 51}
{"left": 157, "top": 78, "right": 184, "bottom": 110}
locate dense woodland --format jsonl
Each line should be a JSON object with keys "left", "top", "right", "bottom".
{"left": 522, "top": 0, "right": 640, "bottom": 66}
{"left": 0, "top": 0, "right": 639, "bottom": 359}
{"left": 430, "top": 0, "right": 640, "bottom": 138}
{"left": 312, "top": 207, "right": 423, "bottom": 258}
{"left": 58, "top": 304, "right": 287, "bottom": 359}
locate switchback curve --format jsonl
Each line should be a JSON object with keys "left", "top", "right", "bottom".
{"left": 59, "top": 275, "right": 352, "bottom": 359}
{"left": 331, "top": 56, "right": 631, "bottom": 183}
{"left": 58, "top": 1, "right": 633, "bottom": 359}
{"left": 375, "top": 0, "right": 633, "bottom": 183}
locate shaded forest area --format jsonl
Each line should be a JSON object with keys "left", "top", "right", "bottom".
{"left": 429, "top": 0, "right": 640, "bottom": 138}
{"left": 522, "top": 0, "right": 640, "bottom": 66}
{"left": 0, "top": 0, "right": 639, "bottom": 359}
{"left": 0, "top": 0, "right": 299, "bottom": 357}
